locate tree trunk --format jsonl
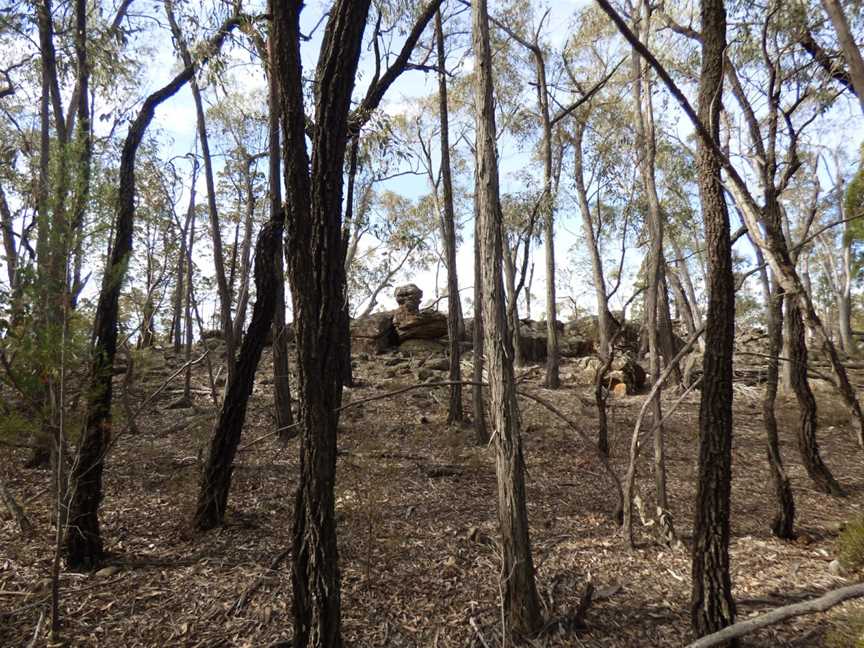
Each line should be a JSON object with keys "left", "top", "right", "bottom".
{"left": 64, "top": 15, "right": 242, "bottom": 569}
{"left": 535, "top": 53, "right": 559, "bottom": 389}
{"left": 166, "top": 1, "right": 235, "bottom": 371}
{"left": 436, "top": 9, "right": 463, "bottom": 423}
{"left": 193, "top": 222, "right": 283, "bottom": 529}
{"left": 572, "top": 122, "right": 613, "bottom": 454}
{"left": 274, "top": 2, "right": 369, "bottom": 644}
{"left": 473, "top": 0, "right": 542, "bottom": 636}
{"left": 631, "top": 0, "right": 673, "bottom": 528}
{"left": 763, "top": 286, "right": 795, "bottom": 539}
{"left": 267, "top": 33, "right": 293, "bottom": 435}
{"left": 690, "top": 0, "right": 736, "bottom": 639}
{"left": 472, "top": 187, "right": 489, "bottom": 445}
{"left": 786, "top": 299, "right": 845, "bottom": 496}
{"left": 503, "top": 242, "right": 526, "bottom": 367}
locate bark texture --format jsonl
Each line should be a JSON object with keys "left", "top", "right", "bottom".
{"left": 472, "top": 0, "right": 542, "bottom": 636}
{"left": 690, "top": 0, "right": 737, "bottom": 639}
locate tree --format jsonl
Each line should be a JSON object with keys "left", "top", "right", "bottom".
{"left": 435, "top": 8, "right": 463, "bottom": 423}
{"left": 690, "top": 0, "right": 737, "bottom": 639}
{"left": 65, "top": 9, "right": 244, "bottom": 569}
{"left": 272, "top": 1, "right": 443, "bottom": 643}
{"left": 472, "top": 0, "right": 542, "bottom": 636}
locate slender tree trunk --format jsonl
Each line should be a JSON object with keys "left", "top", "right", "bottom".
{"left": 535, "top": 53, "right": 559, "bottom": 389}
{"left": 786, "top": 299, "right": 845, "bottom": 496}
{"left": 473, "top": 0, "right": 542, "bottom": 636}
{"left": 193, "top": 222, "right": 283, "bottom": 529}
{"left": 690, "top": 0, "right": 736, "bottom": 639}
{"left": 572, "top": 122, "right": 613, "bottom": 454}
{"left": 64, "top": 15, "right": 241, "bottom": 569}
{"left": 232, "top": 159, "right": 256, "bottom": 349}
{"left": 472, "top": 187, "right": 488, "bottom": 445}
{"left": 436, "top": 9, "right": 463, "bottom": 422}
{"left": 184, "top": 196, "right": 196, "bottom": 403}
{"left": 631, "top": 1, "right": 673, "bottom": 528}
{"left": 267, "top": 31, "right": 293, "bottom": 434}
{"left": 166, "top": 1, "right": 235, "bottom": 370}
{"left": 504, "top": 243, "right": 525, "bottom": 367}
{"left": 837, "top": 292, "right": 854, "bottom": 354}
{"left": 763, "top": 285, "right": 795, "bottom": 538}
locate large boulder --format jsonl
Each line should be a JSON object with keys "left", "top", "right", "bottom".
{"left": 392, "top": 284, "right": 447, "bottom": 342}
{"left": 350, "top": 311, "right": 398, "bottom": 353}
{"left": 571, "top": 354, "right": 646, "bottom": 395}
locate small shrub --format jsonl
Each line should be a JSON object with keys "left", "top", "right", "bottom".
{"left": 825, "top": 606, "right": 864, "bottom": 648}
{"left": 837, "top": 515, "right": 864, "bottom": 573}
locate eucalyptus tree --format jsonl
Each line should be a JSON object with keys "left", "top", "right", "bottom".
{"left": 472, "top": 0, "right": 542, "bottom": 635}
{"left": 65, "top": 4, "right": 247, "bottom": 569}
{"left": 166, "top": 0, "right": 237, "bottom": 374}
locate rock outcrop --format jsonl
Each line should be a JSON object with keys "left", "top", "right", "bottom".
{"left": 392, "top": 284, "right": 447, "bottom": 342}
{"left": 350, "top": 311, "right": 398, "bottom": 354}
{"left": 570, "top": 354, "right": 647, "bottom": 395}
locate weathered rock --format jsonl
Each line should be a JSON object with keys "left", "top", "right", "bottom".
{"left": 350, "top": 311, "right": 398, "bottom": 353}
{"left": 399, "top": 339, "right": 447, "bottom": 355}
{"left": 392, "top": 284, "right": 447, "bottom": 342}
{"left": 395, "top": 283, "right": 423, "bottom": 309}
{"left": 571, "top": 354, "right": 646, "bottom": 394}
{"left": 560, "top": 336, "right": 594, "bottom": 358}
{"left": 394, "top": 309, "right": 448, "bottom": 341}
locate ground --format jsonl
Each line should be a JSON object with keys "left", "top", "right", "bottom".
{"left": 1, "top": 345, "right": 863, "bottom": 647}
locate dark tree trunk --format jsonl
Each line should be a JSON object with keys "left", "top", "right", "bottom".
{"left": 435, "top": 10, "right": 463, "bottom": 423}
{"left": 273, "top": 2, "right": 442, "bottom": 642}
{"left": 266, "top": 31, "right": 293, "bottom": 433}
{"left": 786, "top": 298, "right": 845, "bottom": 497}
{"left": 473, "top": 0, "right": 542, "bottom": 636}
{"left": 274, "top": 2, "right": 368, "bottom": 645}
{"left": 690, "top": 0, "right": 737, "bottom": 639}
{"left": 763, "top": 286, "right": 795, "bottom": 539}
{"left": 64, "top": 16, "right": 242, "bottom": 569}
{"left": 193, "top": 222, "right": 283, "bottom": 529}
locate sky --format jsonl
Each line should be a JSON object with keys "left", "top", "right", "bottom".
{"left": 100, "top": 0, "right": 864, "bottom": 332}
{"left": 133, "top": 0, "right": 605, "bottom": 326}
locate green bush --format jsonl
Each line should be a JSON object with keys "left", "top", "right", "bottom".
{"left": 825, "top": 607, "right": 864, "bottom": 648}
{"left": 838, "top": 515, "right": 864, "bottom": 573}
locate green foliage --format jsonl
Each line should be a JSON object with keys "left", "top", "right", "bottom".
{"left": 837, "top": 514, "right": 864, "bottom": 573}
{"left": 847, "top": 145, "right": 864, "bottom": 248}
{"left": 825, "top": 606, "right": 864, "bottom": 648}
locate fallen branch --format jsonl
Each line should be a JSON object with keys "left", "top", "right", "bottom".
{"left": 686, "top": 582, "right": 864, "bottom": 648}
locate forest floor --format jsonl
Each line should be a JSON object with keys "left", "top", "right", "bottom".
{"left": 1, "top": 343, "right": 863, "bottom": 647}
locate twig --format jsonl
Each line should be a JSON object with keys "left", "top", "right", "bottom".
{"left": 27, "top": 610, "right": 44, "bottom": 648}
{"left": 232, "top": 547, "right": 291, "bottom": 614}
{"left": 469, "top": 616, "right": 492, "bottom": 648}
